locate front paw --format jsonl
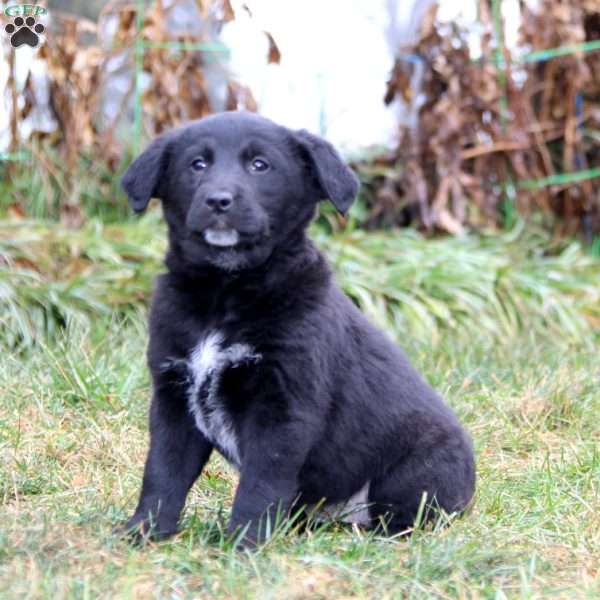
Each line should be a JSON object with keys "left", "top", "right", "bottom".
{"left": 115, "top": 513, "right": 177, "bottom": 544}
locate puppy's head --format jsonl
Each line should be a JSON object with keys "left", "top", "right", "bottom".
{"left": 122, "top": 111, "right": 359, "bottom": 271}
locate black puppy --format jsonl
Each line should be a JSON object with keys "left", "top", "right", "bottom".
{"left": 121, "top": 111, "right": 475, "bottom": 545}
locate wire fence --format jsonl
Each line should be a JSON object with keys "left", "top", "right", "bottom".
{"left": 489, "top": 0, "right": 600, "bottom": 195}
{"left": 1, "top": 0, "right": 599, "bottom": 206}
{"left": 131, "top": 0, "right": 228, "bottom": 154}
{"left": 0, "top": 0, "right": 229, "bottom": 163}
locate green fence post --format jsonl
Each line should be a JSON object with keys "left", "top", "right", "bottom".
{"left": 132, "top": 0, "right": 145, "bottom": 155}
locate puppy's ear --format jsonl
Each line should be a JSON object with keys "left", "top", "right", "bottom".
{"left": 293, "top": 129, "right": 359, "bottom": 215}
{"left": 122, "top": 133, "right": 172, "bottom": 213}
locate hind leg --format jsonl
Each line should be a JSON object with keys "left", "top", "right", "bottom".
{"left": 369, "top": 431, "right": 475, "bottom": 533}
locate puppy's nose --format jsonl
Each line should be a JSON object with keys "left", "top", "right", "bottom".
{"left": 206, "top": 192, "right": 233, "bottom": 213}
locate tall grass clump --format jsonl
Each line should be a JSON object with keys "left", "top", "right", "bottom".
{"left": 317, "top": 223, "right": 600, "bottom": 343}
{"left": 1, "top": 213, "right": 598, "bottom": 349}
{"left": 0, "top": 213, "right": 163, "bottom": 347}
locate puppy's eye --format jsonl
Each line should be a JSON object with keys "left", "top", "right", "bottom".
{"left": 249, "top": 157, "right": 270, "bottom": 173}
{"left": 191, "top": 157, "right": 208, "bottom": 171}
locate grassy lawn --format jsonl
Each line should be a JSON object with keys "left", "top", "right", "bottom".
{"left": 1, "top": 222, "right": 599, "bottom": 598}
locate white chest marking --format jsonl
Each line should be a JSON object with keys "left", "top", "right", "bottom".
{"left": 186, "top": 332, "right": 260, "bottom": 467}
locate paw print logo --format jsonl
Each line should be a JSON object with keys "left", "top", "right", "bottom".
{"left": 5, "top": 16, "right": 45, "bottom": 48}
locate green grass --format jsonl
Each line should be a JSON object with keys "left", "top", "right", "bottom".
{"left": 1, "top": 213, "right": 599, "bottom": 597}
{"left": 0, "top": 316, "right": 598, "bottom": 598}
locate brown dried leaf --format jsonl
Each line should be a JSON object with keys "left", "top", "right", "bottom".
{"left": 264, "top": 31, "right": 281, "bottom": 64}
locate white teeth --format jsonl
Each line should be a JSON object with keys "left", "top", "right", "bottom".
{"left": 204, "top": 229, "right": 240, "bottom": 247}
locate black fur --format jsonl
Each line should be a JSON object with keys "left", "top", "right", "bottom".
{"left": 120, "top": 111, "right": 475, "bottom": 546}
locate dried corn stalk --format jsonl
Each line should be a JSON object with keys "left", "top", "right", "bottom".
{"left": 380, "top": 0, "right": 600, "bottom": 236}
